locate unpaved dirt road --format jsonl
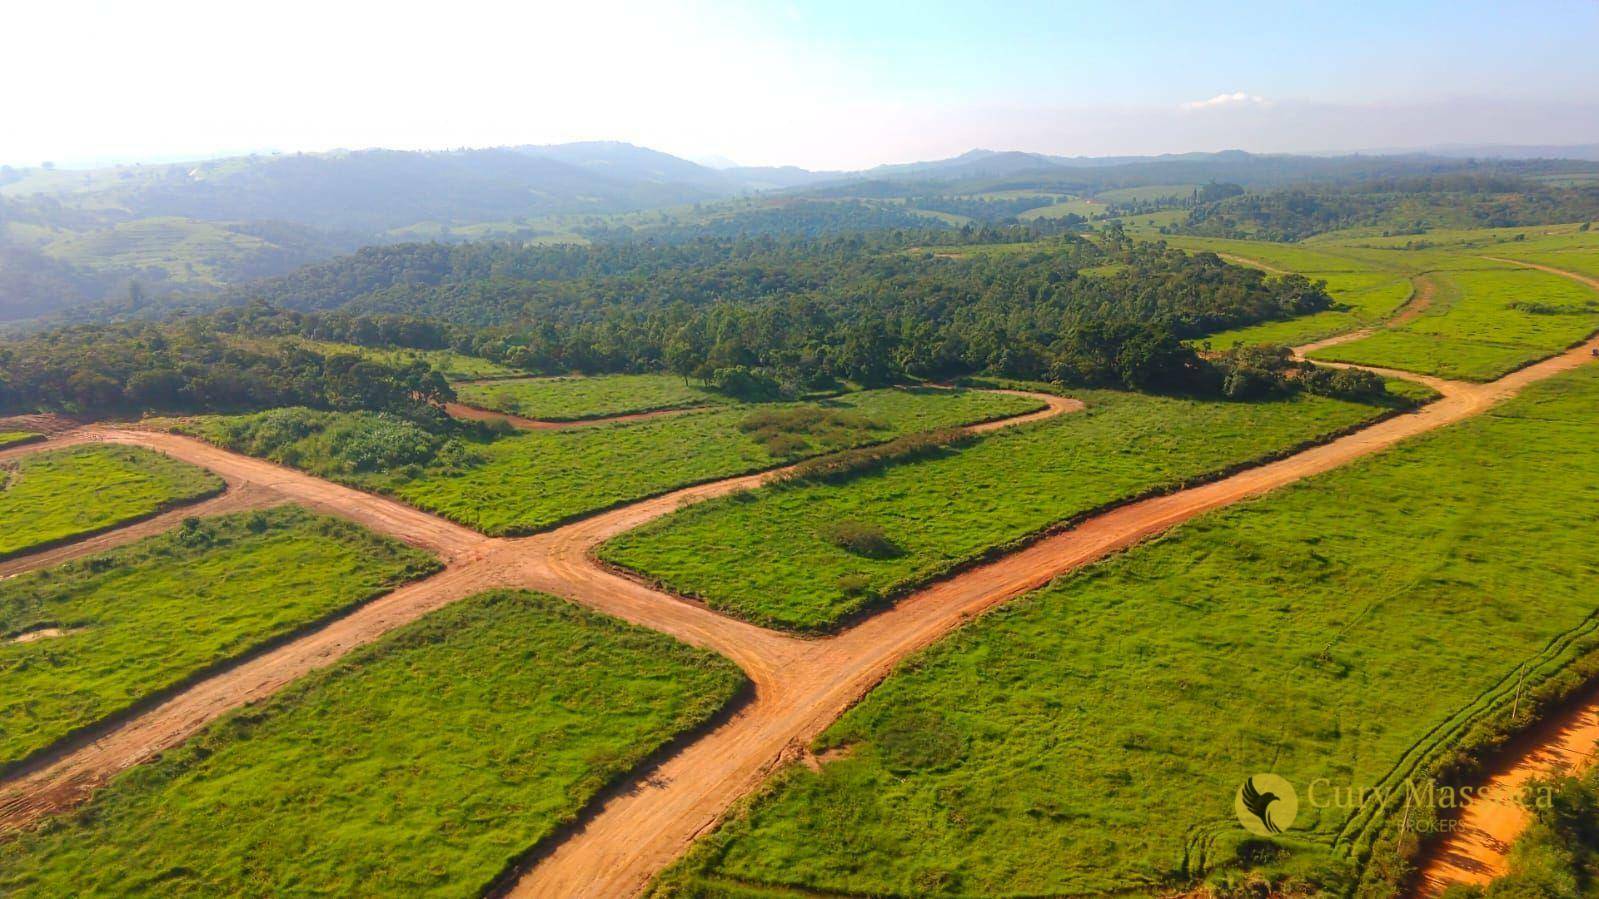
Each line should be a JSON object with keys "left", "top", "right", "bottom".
{"left": 1295, "top": 273, "right": 1439, "bottom": 356}
{"left": 1414, "top": 695, "right": 1599, "bottom": 895}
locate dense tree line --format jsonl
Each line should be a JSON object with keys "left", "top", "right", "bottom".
{"left": 1174, "top": 175, "right": 1599, "bottom": 241}
{"left": 2, "top": 223, "right": 1398, "bottom": 420}
{"left": 0, "top": 318, "right": 452, "bottom": 420}
{"left": 217, "top": 231, "right": 1341, "bottom": 395}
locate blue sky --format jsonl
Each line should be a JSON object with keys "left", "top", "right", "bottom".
{"left": 5, "top": 0, "right": 1597, "bottom": 169}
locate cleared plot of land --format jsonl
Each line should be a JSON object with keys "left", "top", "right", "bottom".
{"left": 192, "top": 388, "right": 1039, "bottom": 536}
{"left": 1017, "top": 197, "right": 1105, "bottom": 220}
{"left": 292, "top": 339, "right": 520, "bottom": 380}
{"left": 0, "top": 444, "right": 223, "bottom": 559}
{"left": 455, "top": 373, "right": 726, "bottom": 421}
{"left": 0, "top": 507, "right": 437, "bottom": 768}
{"left": 1311, "top": 264, "right": 1599, "bottom": 380}
{"left": 0, "top": 590, "right": 743, "bottom": 897}
{"left": 602, "top": 387, "right": 1397, "bottom": 631}
{"left": 663, "top": 364, "right": 1599, "bottom": 898}
{"left": 0, "top": 432, "right": 42, "bottom": 449}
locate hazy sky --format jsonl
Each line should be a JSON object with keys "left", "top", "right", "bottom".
{"left": 7, "top": 0, "right": 1599, "bottom": 170}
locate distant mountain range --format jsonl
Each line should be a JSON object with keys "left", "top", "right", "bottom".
{"left": 2, "top": 140, "right": 1597, "bottom": 323}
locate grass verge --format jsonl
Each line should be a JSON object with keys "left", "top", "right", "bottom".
{"left": 0, "top": 506, "right": 438, "bottom": 768}
{"left": 0, "top": 444, "right": 223, "bottom": 560}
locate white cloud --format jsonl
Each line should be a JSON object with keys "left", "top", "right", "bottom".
{"left": 1182, "top": 91, "right": 1269, "bottom": 111}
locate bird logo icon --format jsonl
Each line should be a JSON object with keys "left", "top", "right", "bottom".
{"left": 1235, "top": 773, "right": 1298, "bottom": 836}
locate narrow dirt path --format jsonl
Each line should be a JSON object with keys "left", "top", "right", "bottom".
{"left": 442, "top": 401, "right": 707, "bottom": 431}
{"left": 1483, "top": 256, "right": 1599, "bottom": 292}
{"left": 508, "top": 338, "right": 1599, "bottom": 898}
{"left": 1217, "top": 252, "right": 1291, "bottom": 275}
{"left": 0, "top": 484, "right": 286, "bottom": 581}
{"left": 1294, "top": 273, "right": 1438, "bottom": 356}
{"left": 0, "top": 390, "right": 1074, "bottom": 837}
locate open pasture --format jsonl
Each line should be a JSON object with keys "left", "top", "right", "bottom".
{"left": 0, "top": 444, "right": 223, "bottom": 560}
{"left": 291, "top": 339, "right": 521, "bottom": 381}
{"left": 1311, "top": 264, "right": 1599, "bottom": 380}
{"left": 0, "top": 590, "right": 743, "bottom": 897}
{"left": 602, "top": 385, "right": 1398, "bottom": 631}
{"left": 662, "top": 363, "right": 1599, "bottom": 897}
{"left": 0, "top": 506, "right": 438, "bottom": 768}
{"left": 454, "top": 373, "right": 726, "bottom": 420}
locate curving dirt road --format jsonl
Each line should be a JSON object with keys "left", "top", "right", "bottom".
{"left": 1295, "top": 272, "right": 1439, "bottom": 356}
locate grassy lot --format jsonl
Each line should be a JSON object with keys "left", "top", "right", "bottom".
{"left": 1310, "top": 264, "right": 1599, "bottom": 380}
{"left": 191, "top": 388, "right": 1039, "bottom": 536}
{"left": 455, "top": 373, "right": 727, "bottom": 420}
{"left": 0, "top": 590, "right": 743, "bottom": 897}
{"left": 290, "top": 339, "right": 521, "bottom": 380}
{"left": 602, "top": 387, "right": 1398, "bottom": 631}
{"left": 659, "top": 363, "right": 1599, "bottom": 898}
{"left": 0, "top": 431, "right": 43, "bottom": 449}
{"left": 0, "top": 444, "right": 223, "bottom": 559}
{"left": 0, "top": 507, "right": 437, "bottom": 768}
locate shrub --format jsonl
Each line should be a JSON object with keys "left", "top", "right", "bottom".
{"left": 821, "top": 520, "right": 902, "bottom": 559}
{"left": 740, "top": 407, "right": 884, "bottom": 457}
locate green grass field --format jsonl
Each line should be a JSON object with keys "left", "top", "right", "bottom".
{"left": 658, "top": 363, "right": 1599, "bottom": 897}
{"left": 291, "top": 340, "right": 521, "bottom": 380}
{"left": 601, "top": 387, "right": 1397, "bottom": 631}
{"left": 0, "top": 444, "right": 223, "bottom": 559}
{"left": 1310, "top": 265, "right": 1599, "bottom": 380}
{"left": 455, "top": 373, "right": 727, "bottom": 420}
{"left": 0, "top": 590, "right": 743, "bottom": 897}
{"left": 0, "top": 431, "right": 43, "bottom": 449}
{"left": 0, "top": 507, "right": 438, "bottom": 768}
{"left": 192, "top": 388, "right": 1039, "bottom": 536}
